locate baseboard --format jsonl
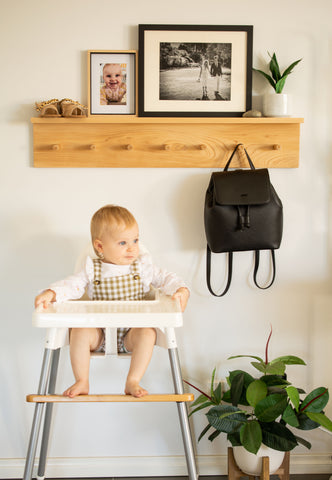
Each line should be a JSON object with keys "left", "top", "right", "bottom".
{"left": 1, "top": 454, "right": 332, "bottom": 478}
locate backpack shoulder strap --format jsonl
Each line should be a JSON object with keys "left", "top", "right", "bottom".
{"left": 253, "top": 250, "right": 276, "bottom": 289}
{"left": 206, "top": 245, "right": 233, "bottom": 297}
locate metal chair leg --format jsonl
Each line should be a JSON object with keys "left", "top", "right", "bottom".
{"left": 169, "top": 348, "right": 198, "bottom": 480}
{"left": 37, "top": 348, "right": 60, "bottom": 480}
{"left": 23, "top": 349, "right": 53, "bottom": 480}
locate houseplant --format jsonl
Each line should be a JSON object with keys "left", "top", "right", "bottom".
{"left": 186, "top": 329, "right": 332, "bottom": 474}
{"left": 253, "top": 52, "right": 302, "bottom": 116}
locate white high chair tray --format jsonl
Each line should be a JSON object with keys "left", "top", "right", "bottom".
{"left": 33, "top": 294, "right": 183, "bottom": 329}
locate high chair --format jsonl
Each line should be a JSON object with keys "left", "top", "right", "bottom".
{"left": 23, "top": 288, "right": 198, "bottom": 480}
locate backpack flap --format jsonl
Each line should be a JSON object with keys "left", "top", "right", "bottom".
{"left": 212, "top": 169, "right": 271, "bottom": 206}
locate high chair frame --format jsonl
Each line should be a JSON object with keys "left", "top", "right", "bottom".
{"left": 23, "top": 291, "right": 198, "bottom": 480}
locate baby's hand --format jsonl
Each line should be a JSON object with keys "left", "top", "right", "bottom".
{"left": 34, "top": 289, "right": 56, "bottom": 309}
{"left": 172, "top": 287, "right": 190, "bottom": 312}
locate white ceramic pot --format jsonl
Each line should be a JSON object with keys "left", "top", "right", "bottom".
{"left": 263, "top": 93, "right": 291, "bottom": 117}
{"left": 233, "top": 445, "right": 285, "bottom": 476}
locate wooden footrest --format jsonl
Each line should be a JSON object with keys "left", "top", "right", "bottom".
{"left": 27, "top": 393, "right": 194, "bottom": 403}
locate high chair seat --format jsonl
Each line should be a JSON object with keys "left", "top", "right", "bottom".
{"left": 23, "top": 291, "right": 198, "bottom": 480}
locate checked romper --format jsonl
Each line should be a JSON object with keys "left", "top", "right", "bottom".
{"left": 92, "top": 258, "right": 144, "bottom": 353}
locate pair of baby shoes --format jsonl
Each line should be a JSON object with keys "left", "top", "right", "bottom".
{"left": 35, "top": 98, "right": 87, "bottom": 117}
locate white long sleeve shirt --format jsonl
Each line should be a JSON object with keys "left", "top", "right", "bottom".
{"left": 48, "top": 253, "right": 188, "bottom": 303}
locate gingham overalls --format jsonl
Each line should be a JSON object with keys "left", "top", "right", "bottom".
{"left": 92, "top": 258, "right": 144, "bottom": 353}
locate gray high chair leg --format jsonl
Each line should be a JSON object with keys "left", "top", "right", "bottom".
{"left": 37, "top": 348, "right": 60, "bottom": 480}
{"left": 23, "top": 348, "right": 60, "bottom": 480}
{"left": 169, "top": 347, "right": 198, "bottom": 480}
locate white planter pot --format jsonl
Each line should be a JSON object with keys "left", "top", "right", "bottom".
{"left": 233, "top": 445, "right": 285, "bottom": 476}
{"left": 263, "top": 93, "right": 291, "bottom": 117}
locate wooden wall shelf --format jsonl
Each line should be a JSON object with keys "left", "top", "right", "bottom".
{"left": 31, "top": 116, "right": 303, "bottom": 168}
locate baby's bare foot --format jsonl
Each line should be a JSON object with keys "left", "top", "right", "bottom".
{"left": 125, "top": 379, "right": 148, "bottom": 398}
{"left": 63, "top": 379, "right": 89, "bottom": 398}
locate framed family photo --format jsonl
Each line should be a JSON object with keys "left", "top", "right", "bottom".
{"left": 88, "top": 50, "right": 137, "bottom": 116}
{"left": 138, "top": 25, "right": 253, "bottom": 117}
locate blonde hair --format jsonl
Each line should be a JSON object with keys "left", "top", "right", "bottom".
{"left": 90, "top": 205, "right": 137, "bottom": 251}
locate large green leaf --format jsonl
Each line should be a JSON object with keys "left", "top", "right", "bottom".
{"left": 296, "top": 412, "right": 320, "bottom": 430}
{"left": 300, "top": 387, "right": 329, "bottom": 413}
{"left": 227, "top": 431, "right": 241, "bottom": 446}
{"left": 294, "top": 435, "right": 311, "bottom": 450}
{"left": 254, "top": 394, "right": 288, "bottom": 422}
{"left": 275, "top": 77, "right": 287, "bottom": 94}
{"left": 227, "top": 370, "right": 255, "bottom": 405}
{"left": 260, "top": 375, "right": 290, "bottom": 388}
{"left": 246, "top": 380, "right": 267, "bottom": 408}
{"left": 270, "top": 355, "right": 306, "bottom": 366}
{"left": 282, "top": 404, "right": 300, "bottom": 427}
{"left": 305, "top": 412, "right": 332, "bottom": 432}
{"left": 206, "top": 405, "right": 247, "bottom": 434}
{"left": 286, "top": 386, "right": 300, "bottom": 411}
{"left": 261, "top": 421, "right": 298, "bottom": 451}
{"left": 212, "top": 382, "right": 222, "bottom": 404}
{"left": 191, "top": 393, "right": 211, "bottom": 408}
{"left": 240, "top": 420, "right": 262, "bottom": 454}
{"left": 265, "top": 361, "right": 286, "bottom": 375}
{"left": 230, "top": 372, "right": 245, "bottom": 406}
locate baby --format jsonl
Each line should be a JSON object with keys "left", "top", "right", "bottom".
{"left": 35, "top": 205, "right": 190, "bottom": 399}
{"left": 100, "top": 63, "right": 126, "bottom": 105}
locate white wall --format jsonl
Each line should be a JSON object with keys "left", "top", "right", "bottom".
{"left": 1, "top": 0, "right": 332, "bottom": 477}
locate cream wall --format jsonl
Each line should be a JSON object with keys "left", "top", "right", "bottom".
{"left": 1, "top": 0, "right": 332, "bottom": 477}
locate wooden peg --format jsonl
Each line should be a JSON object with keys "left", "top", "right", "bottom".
{"left": 89, "top": 144, "right": 96, "bottom": 150}
{"left": 125, "top": 144, "right": 133, "bottom": 150}
{"left": 237, "top": 144, "right": 247, "bottom": 164}
{"left": 51, "top": 144, "right": 59, "bottom": 151}
{"left": 273, "top": 144, "right": 281, "bottom": 150}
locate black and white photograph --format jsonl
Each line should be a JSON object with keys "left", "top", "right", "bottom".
{"left": 159, "top": 42, "right": 232, "bottom": 102}
{"left": 139, "top": 25, "right": 253, "bottom": 117}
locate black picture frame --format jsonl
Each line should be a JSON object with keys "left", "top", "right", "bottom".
{"left": 138, "top": 24, "right": 253, "bottom": 117}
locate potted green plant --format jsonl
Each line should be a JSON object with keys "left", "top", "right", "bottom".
{"left": 186, "top": 329, "right": 332, "bottom": 475}
{"left": 253, "top": 52, "right": 302, "bottom": 117}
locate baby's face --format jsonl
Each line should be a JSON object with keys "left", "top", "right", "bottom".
{"left": 103, "top": 64, "right": 123, "bottom": 89}
{"left": 95, "top": 222, "right": 139, "bottom": 265}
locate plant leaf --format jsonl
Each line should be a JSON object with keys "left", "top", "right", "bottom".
{"left": 300, "top": 387, "right": 329, "bottom": 413}
{"left": 190, "top": 393, "right": 211, "bottom": 408}
{"left": 269, "top": 52, "right": 281, "bottom": 82}
{"left": 208, "top": 429, "right": 222, "bottom": 442}
{"left": 281, "top": 58, "right": 302, "bottom": 78}
{"left": 254, "top": 394, "right": 288, "bottom": 422}
{"left": 275, "top": 77, "right": 287, "bottom": 93}
{"left": 227, "top": 431, "right": 241, "bottom": 446}
{"left": 189, "top": 400, "right": 215, "bottom": 416}
{"left": 228, "top": 354, "right": 264, "bottom": 363}
{"left": 230, "top": 372, "right": 245, "bottom": 406}
{"left": 246, "top": 380, "right": 268, "bottom": 408}
{"left": 265, "top": 361, "right": 286, "bottom": 376}
{"left": 282, "top": 404, "right": 300, "bottom": 427}
{"left": 270, "top": 355, "right": 306, "bottom": 366}
{"left": 210, "top": 367, "right": 216, "bottom": 398}
{"left": 212, "top": 382, "right": 222, "bottom": 405}
{"left": 261, "top": 421, "right": 298, "bottom": 451}
{"left": 286, "top": 386, "right": 300, "bottom": 411}
{"left": 294, "top": 435, "right": 311, "bottom": 450}
{"left": 260, "top": 374, "right": 290, "bottom": 388}
{"left": 198, "top": 423, "right": 212, "bottom": 442}
{"left": 296, "top": 412, "right": 320, "bottom": 430}
{"left": 305, "top": 412, "right": 332, "bottom": 432}
{"left": 251, "top": 361, "right": 267, "bottom": 373}
{"left": 240, "top": 420, "right": 262, "bottom": 454}
{"left": 206, "top": 405, "right": 247, "bottom": 434}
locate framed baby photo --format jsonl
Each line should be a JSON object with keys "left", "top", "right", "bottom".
{"left": 138, "top": 25, "right": 253, "bottom": 117}
{"left": 88, "top": 50, "right": 137, "bottom": 116}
